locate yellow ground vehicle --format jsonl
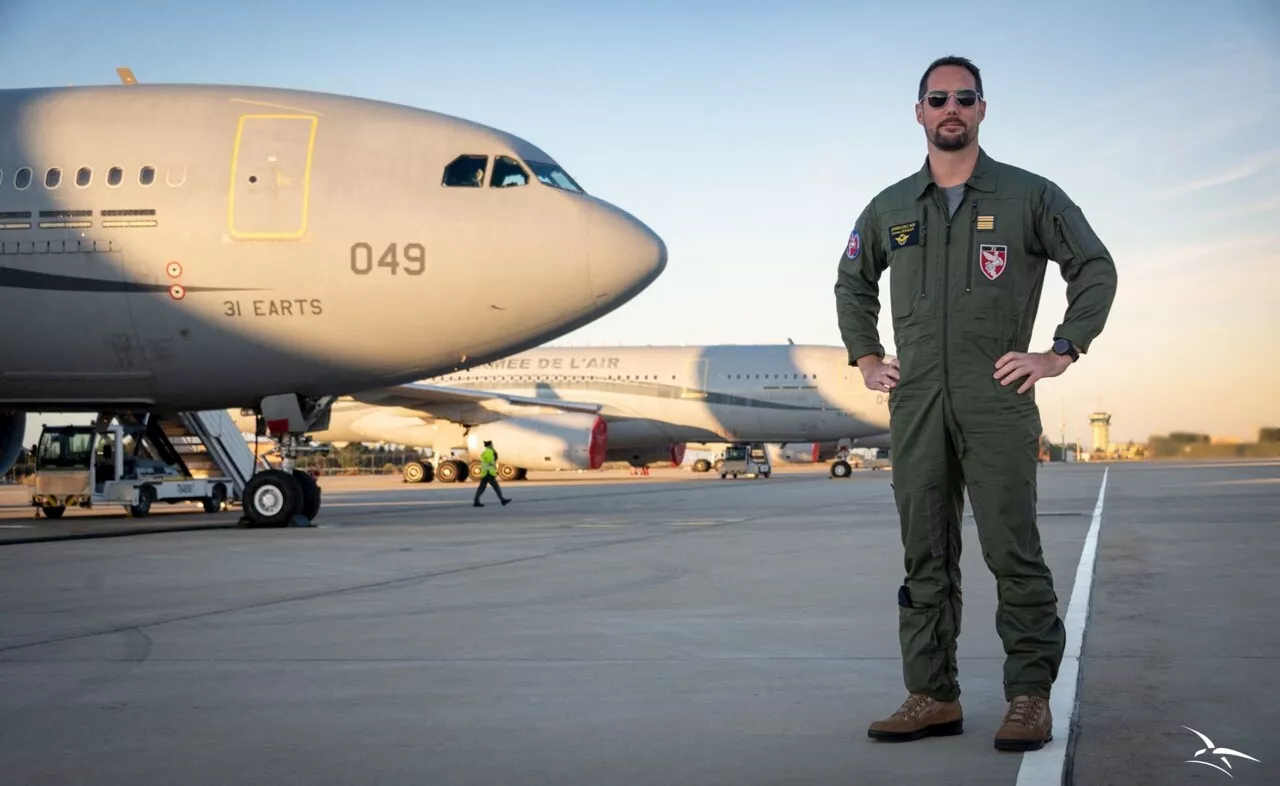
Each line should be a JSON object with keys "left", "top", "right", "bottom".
{"left": 31, "top": 421, "right": 229, "bottom": 519}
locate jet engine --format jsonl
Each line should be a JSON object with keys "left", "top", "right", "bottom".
{"left": 605, "top": 442, "right": 686, "bottom": 468}
{"left": 464, "top": 413, "right": 607, "bottom": 471}
{"left": 0, "top": 411, "right": 26, "bottom": 476}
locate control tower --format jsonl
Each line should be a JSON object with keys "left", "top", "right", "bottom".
{"left": 1090, "top": 412, "right": 1112, "bottom": 455}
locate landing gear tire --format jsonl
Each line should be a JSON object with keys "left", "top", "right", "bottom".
{"left": 41, "top": 505, "right": 65, "bottom": 519}
{"left": 128, "top": 485, "right": 154, "bottom": 518}
{"left": 714, "top": 458, "right": 725, "bottom": 474}
{"left": 203, "top": 483, "right": 227, "bottom": 513}
{"left": 692, "top": 459, "right": 711, "bottom": 473}
{"left": 242, "top": 469, "right": 303, "bottom": 528}
{"left": 436, "top": 460, "right": 459, "bottom": 483}
{"left": 830, "top": 460, "right": 851, "bottom": 479}
{"left": 403, "top": 461, "right": 431, "bottom": 483}
{"left": 498, "top": 463, "right": 518, "bottom": 482}
{"left": 292, "top": 470, "right": 321, "bottom": 521}
{"left": 469, "top": 460, "right": 483, "bottom": 481}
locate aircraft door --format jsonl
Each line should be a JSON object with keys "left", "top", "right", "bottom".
{"left": 680, "top": 358, "right": 708, "bottom": 399}
{"left": 228, "top": 114, "right": 318, "bottom": 240}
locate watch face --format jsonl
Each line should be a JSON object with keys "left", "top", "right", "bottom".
{"left": 1054, "top": 339, "right": 1070, "bottom": 354}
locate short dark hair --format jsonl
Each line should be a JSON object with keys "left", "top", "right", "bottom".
{"left": 918, "top": 55, "right": 983, "bottom": 100}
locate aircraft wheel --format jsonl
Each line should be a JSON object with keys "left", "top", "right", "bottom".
{"left": 435, "top": 460, "right": 459, "bottom": 483}
{"left": 498, "top": 463, "right": 518, "bottom": 481}
{"left": 292, "top": 470, "right": 322, "bottom": 521}
{"left": 830, "top": 460, "right": 851, "bottom": 478}
{"left": 129, "top": 485, "right": 155, "bottom": 518}
{"left": 713, "top": 459, "right": 725, "bottom": 473}
{"left": 242, "top": 469, "right": 302, "bottom": 527}
{"left": 403, "top": 461, "right": 427, "bottom": 483}
{"left": 468, "top": 460, "right": 484, "bottom": 481}
{"left": 692, "top": 459, "right": 711, "bottom": 473}
{"left": 203, "top": 483, "right": 227, "bottom": 513}
{"left": 41, "top": 505, "right": 65, "bottom": 519}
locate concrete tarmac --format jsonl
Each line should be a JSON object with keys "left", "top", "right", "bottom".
{"left": 0, "top": 460, "right": 1276, "bottom": 785}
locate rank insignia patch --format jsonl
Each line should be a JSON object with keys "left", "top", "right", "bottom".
{"left": 888, "top": 221, "right": 919, "bottom": 248}
{"left": 976, "top": 214, "right": 995, "bottom": 231}
{"left": 979, "top": 244, "right": 1007, "bottom": 280}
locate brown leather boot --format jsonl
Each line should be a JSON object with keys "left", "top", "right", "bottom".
{"left": 867, "top": 693, "right": 964, "bottom": 742}
{"left": 994, "top": 695, "right": 1053, "bottom": 751}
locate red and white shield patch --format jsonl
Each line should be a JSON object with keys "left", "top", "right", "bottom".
{"left": 979, "top": 244, "right": 1007, "bottom": 281}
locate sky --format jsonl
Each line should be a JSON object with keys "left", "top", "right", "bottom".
{"left": 1, "top": 0, "right": 1277, "bottom": 447}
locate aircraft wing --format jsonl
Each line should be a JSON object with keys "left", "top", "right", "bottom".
{"left": 351, "top": 382, "right": 604, "bottom": 417}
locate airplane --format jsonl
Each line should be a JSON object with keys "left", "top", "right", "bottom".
{"left": 229, "top": 344, "right": 891, "bottom": 481}
{"left": 0, "top": 74, "right": 668, "bottom": 526}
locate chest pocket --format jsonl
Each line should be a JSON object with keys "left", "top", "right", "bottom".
{"left": 964, "top": 197, "right": 1028, "bottom": 320}
{"left": 882, "top": 206, "right": 927, "bottom": 325}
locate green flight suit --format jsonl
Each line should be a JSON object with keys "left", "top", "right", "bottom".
{"left": 833, "top": 146, "right": 1116, "bottom": 703}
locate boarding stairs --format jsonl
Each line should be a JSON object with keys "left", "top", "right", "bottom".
{"left": 115, "top": 410, "right": 267, "bottom": 504}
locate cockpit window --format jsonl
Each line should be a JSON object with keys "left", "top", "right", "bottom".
{"left": 525, "top": 159, "right": 584, "bottom": 193}
{"left": 442, "top": 154, "right": 488, "bottom": 187}
{"left": 490, "top": 155, "right": 529, "bottom": 188}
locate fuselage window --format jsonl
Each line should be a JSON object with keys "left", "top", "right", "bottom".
{"left": 139, "top": 166, "right": 155, "bottom": 186}
{"left": 45, "top": 168, "right": 61, "bottom": 188}
{"left": 76, "top": 167, "right": 92, "bottom": 187}
{"left": 14, "top": 167, "right": 31, "bottom": 190}
{"left": 107, "top": 167, "right": 123, "bottom": 187}
{"left": 442, "top": 154, "right": 488, "bottom": 187}
{"left": 166, "top": 166, "right": 187, "bottom": 187}
{"left": 490, "top": 155, "right": 529, "bottom": 188}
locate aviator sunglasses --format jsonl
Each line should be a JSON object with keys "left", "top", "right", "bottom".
{"left": 922, "top": 89, "right": 980, "bottom": 108}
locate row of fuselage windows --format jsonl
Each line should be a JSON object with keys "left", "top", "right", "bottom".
{"left": 1, "top": 165, "right": 165, "bottom": 190}
{"left": 447, "top": 373, "right": 820, "bottom": 383}
{"left": 2, "top": 156, "right": 571, "bottom": 193}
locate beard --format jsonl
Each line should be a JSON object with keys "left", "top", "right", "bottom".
{"left": 931, "top": 121, "right": 971, "bottom": 151}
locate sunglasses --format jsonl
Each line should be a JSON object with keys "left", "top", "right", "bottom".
{"left": 922, "top": 89, "right": 981, "bottom": 108}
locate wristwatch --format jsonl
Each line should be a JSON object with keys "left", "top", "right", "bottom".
{"left": 1052, "top": 338, "right": 1079, "bottom": 362}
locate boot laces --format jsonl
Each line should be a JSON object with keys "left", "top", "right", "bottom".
{"left": 892, "top": 694, "right": 932, "bottom": 719}
{"left": 1004, "top": 696, "right": 1045, "bottom": 727}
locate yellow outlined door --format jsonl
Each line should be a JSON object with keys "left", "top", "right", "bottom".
{"left": 227, "top": 114, "right": 318, "bottom": 240}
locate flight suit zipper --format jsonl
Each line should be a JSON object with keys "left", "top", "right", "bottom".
{"left": 967, "top": 201, "right": 979, "bottom": 292}
{"left": 934, "top": 190, "right": 952, "bottom": 389}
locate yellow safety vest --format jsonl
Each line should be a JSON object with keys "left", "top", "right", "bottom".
{"left": 480, "top": 447, "right": 497, "bottom": 476}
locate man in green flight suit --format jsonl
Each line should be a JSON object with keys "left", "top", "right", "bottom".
{"left": 473, "top": 440, "right": 511, "bottom": 507}
{"left": 833, "top": 55, "right": 1117, "bottom": 751}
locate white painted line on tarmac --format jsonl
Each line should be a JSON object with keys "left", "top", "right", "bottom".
{"left": 1016, "top": 466, "right": 1108, "bottom": 786}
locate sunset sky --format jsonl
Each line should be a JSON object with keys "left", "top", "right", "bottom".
{"left": 2, "top": 0, "right": 1276, "bottom": 446}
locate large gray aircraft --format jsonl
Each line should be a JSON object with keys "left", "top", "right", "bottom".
{"left": 231, "top": 344, "right": 892, "bottom": 481}
{"left": 0, "top": 75, "right": 667, "bottom": 525}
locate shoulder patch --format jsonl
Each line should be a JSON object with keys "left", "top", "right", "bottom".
{"left": 845, "top": 228, "right": 861, "bottom": 259}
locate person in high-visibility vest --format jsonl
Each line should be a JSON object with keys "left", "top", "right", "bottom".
{"left": 473, "top": 440, "right": 511, "bottom": 507}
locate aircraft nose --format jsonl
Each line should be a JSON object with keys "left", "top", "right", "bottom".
{"left": 586, "top": 203, "right": 667, "bottom": 307}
